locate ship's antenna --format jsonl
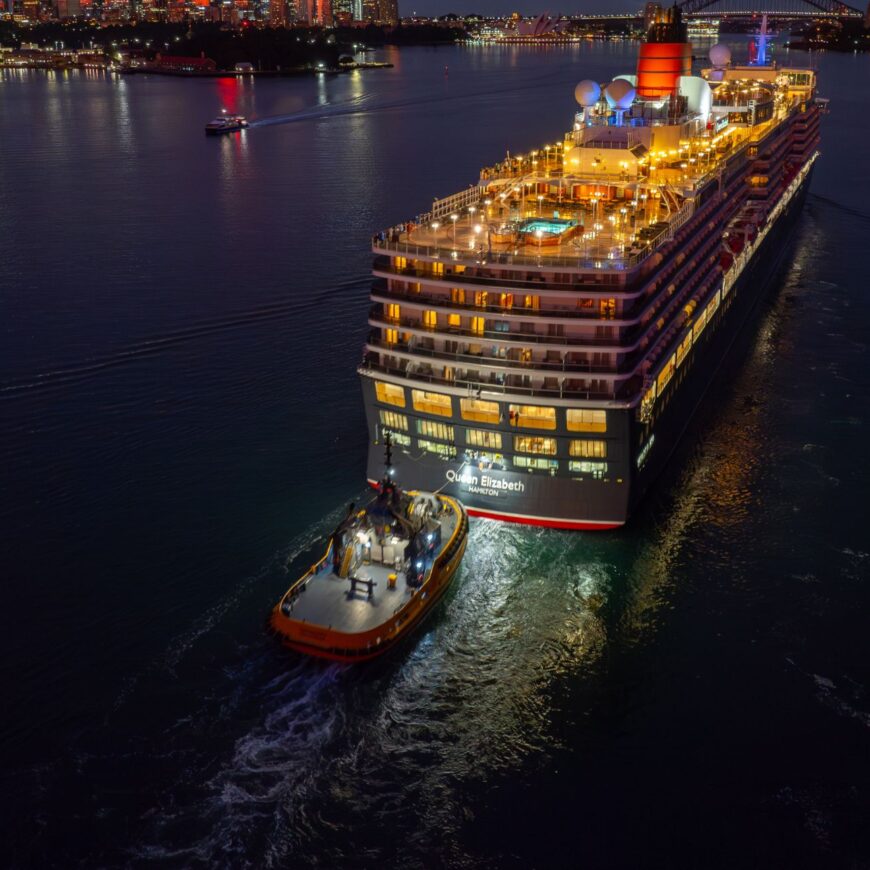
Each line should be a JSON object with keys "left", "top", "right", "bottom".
{"left": 382, "top": 431, "right": 394, "bottom": 483}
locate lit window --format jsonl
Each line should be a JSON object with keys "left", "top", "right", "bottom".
{"left": 514, "top": 456, "right": 558, "bottom": 471}
{"left": 386, "top": 303, "right": 400, "bottom": 323}
{"left": 510, "top": 404, "right": 556, "bottom": 430}
{"left": 471, "top": 317, "right": 485, "bottom": 336}
{"left": 676, "top": 331, "right": 692, "bottom": 367}
{"left": 450, "top": 288, "right": 466, "bottom": 305}
{"left": 392, "top": 256, "right": 407, "bottom": 269}
{"left": 514, "top": 436, "right": 557, "bottom": 455}
{"left": 569, "top": 460, "right": 607, "bottom": 478}
{"left": 448, "top": 313, "right": 461, "bottom": 328}
{"left": 467, "top": 429, "right": 502, "bottom": 449}
{"left": 412, "top": 389, "right": 452, "bottom": 417}
{"left": 385, "top": 328, "right": 399, "bottom": 345}
{"left": 499, "top": 292, "right": 514, "bottom": 310}
{"left": 417, "top": 438, "right": 457, "bottom": 458}
{"left": 416, "top": 419, "right": 454, "bottom": 441}
{"left": 569, "top": 439, "right": 607, "bottom": 458}
{"left": 375, "top": 381, "right": 405, "bottom": 408}
{"left": 423, "top": 310, "right": 437, "bottom": 329}
{"left": 566, "top": 409, "right": 606, "bottom": 433}
{"left": 474, "top": 291, "right": 489, "bottom": 308}
{"left": 460, "top": 397, "right": 499, "bottom": 424}
{"left": 656, "top": 354, "right": 676, "bottom": 394}
{"left": 384, "top": 431, "right": 411, "bottom": 446}
{"left": 379, "top": 410, "right": 408, "bottom": 430}
{"left": 431, "top": 262, "right": 444, "bottom": 276}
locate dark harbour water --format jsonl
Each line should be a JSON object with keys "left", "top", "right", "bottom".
{"left": 2, "top": 42, "right": 870, "bottom": 869}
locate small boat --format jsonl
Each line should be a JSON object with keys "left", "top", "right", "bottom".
{"left": 204, "top": 114, "right": 248, "bottom": 135}
{"left": 270, "top": 437, "right": 468, "bottom": 661}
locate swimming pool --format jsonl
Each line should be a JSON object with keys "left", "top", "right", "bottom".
{"left": 519, "top": 218, "right": 578, "bottom": 235}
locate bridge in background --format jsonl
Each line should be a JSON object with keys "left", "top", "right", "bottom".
{"left": 676, "top": 0, "right": 864, "bottom": 19}
{"left": 582, "top": 0, "right": 866, "bottom": 21}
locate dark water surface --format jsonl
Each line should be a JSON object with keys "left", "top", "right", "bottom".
{"left": 2, "top": 43, "right": 869, "bottom": 868}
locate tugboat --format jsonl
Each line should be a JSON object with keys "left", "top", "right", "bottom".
{"left": 204, "top": 112, "right": 249, "bottom": 135}
{"left": 270, "top": 436, "right": 468, "bottom": 661}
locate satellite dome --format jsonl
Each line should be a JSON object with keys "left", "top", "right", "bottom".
{"left": 574, "top": 79, "right": 601, "bottom": 108}
{"left": 709, "top": 43, "right": 732, "bottom": 68}
{"left": 604, "top": 78, "right": 636, "bottom": 110}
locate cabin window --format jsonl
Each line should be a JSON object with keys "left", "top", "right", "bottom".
{"left": 451, "top": 288, "right": 466, "bottom": 305}
{"left": 471, "top": 317, "right": 485, "bottom": 336}
{"left": 569, "top": 460, "right": 607, "bottom": 478}
{"left": 423, "top": 310, "right": 438, "bottom": 329}
{"left": 569, "top": 439, "right": 607, "bottom": 459}
{"left": 467, "top": 429, "right": 502, "bottom": 449}
{"left": 566, "top": 409, "right": 606, "bottom": 433}
{"left": 514, "top": 456, "right": 558, "bottom": 471}
{"left": 392, "top": 256, "right": 407, "bottom": 269}
{"left": 375, "top": 381, "right": 405, "bottom": 408}
{"left": 448, "top": 314, "right": 461, "bottom": 329}
{"left": 416, "top": 419, "right": 454, "bottom": 441}
{"left": 386, "top": 303, "right": 401, "bottom": 323}
{"left": 412, "top": 389, "right": 453, "bottom": 417}
{"left": 676, "top": 332, "right": 692, "bottom": 368}
{"left": 510, "top": 404, "right": 556, "bottom": 430}
{"left": 385, "top": 328, "right": 399, "bottom": 345}
{"left": 514, "top": 436, "right": 557, "bottom": 456}
{"left": 384, "top": 430, "right": 411, "bottom": 447}
{"left": 379, "top": 410, "right": 408, "bottom": 431}
{"left": 656, "top": 354, "right": 676, "bottom": 394}
{"left": 474, "top": 291, "right": 489, "bottom": 308}
{"left": 460, "top": 398, "right": 500, "bottom": 424}
{"left": 417, "top": 439, "right": 457, "bottom": 458}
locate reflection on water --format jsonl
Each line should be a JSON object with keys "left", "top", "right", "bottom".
{"left": 2, "top": 44, "right": 870, "bottom": 868}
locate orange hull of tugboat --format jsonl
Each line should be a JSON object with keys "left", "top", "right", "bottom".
{"left": 270, "top": 496, "right": 468, "bottom": 662}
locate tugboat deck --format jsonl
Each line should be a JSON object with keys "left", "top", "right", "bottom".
{"left": 278, "top": 495, "right": 462, "bottom": 637}
{"left": 288, "top": 563, "right": 416, "bottom": 635}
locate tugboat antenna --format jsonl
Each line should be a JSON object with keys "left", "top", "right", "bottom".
{"left": 384, "top": 431, "right": 393, "bottom": 479}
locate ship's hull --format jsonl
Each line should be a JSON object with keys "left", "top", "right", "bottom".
{"left": 361, "top": 171, "right": 813, "bottom": 530}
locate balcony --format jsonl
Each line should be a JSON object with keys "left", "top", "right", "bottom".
{"left": 371, "top": 310, "right": 627, "bottom": 350}
{"left": 367, "top": 334, "right": 626, "bottom": 376}
{"left": 360, "top": 356, "right": 640, "bottom": 404}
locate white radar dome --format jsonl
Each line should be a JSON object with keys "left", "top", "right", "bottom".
{"left": 604, "top": 78, "right": 636, "bottom": 110}
{"left": 574, "top": 79, "right": 601, "bottom": 108}
{"left": 709, "top": 43, "right": 732, "bottom": 68}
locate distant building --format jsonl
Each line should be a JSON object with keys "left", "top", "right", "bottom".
{"left": 152, "top": 52, "right": 217, "bottom": 71}
{"left": 54, "top": 0, "right": 80, "bottom": 17}
{"left": 333, "top": 0, "right": 360, "bottom": 24}
{"left": 644, "top": 2, "right": 662, "bottom": 32}
{"left": 269, "top": 0, "right": 285, "bottom": 25}
{"left": 361, "top": 0, "right": 395, "bottom": 25}
{"left": 311, "top": 0, "right": 331, "bottom": 25}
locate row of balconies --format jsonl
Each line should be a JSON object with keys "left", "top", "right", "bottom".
{"left": 361, "top": 354, "right": 639, "bottom": 403}
{"left": 367, "top": 332, "right": 622, "bottom": 375}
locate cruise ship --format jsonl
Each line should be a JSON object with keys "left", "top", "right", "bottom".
{"left": 358, "top": 8, "right": 821, "bottom": 530}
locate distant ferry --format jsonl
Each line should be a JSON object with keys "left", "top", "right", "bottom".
{"left": 204, "top": 114, "right": 248, "bottom": 135}
{"left": 358, "top": 7, "right": 821, "bottom": 530}
{"left": 687, "top": 18, "right": 720, "bottom": 41}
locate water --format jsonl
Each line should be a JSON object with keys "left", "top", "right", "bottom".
{"left": 2, "top": 43, "right": 869, "bottom": 868}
